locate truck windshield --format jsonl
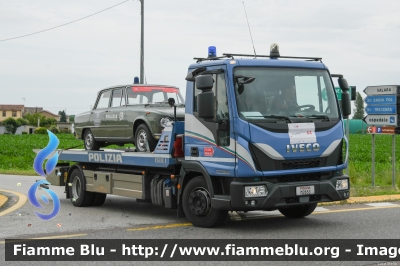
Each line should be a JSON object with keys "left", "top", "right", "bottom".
{"left": 234, "top": 67, "right": 339, "bottom": 121}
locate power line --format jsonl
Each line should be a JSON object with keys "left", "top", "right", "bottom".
{"left": 0, "top": 0, "right": 131, "bottom": 42}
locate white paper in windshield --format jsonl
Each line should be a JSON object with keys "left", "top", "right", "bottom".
{"left": 241, "top": 112, "right": 263, "bottom": 118}
{"left": 288, "top": 123, "right": 316, "bottom": 144}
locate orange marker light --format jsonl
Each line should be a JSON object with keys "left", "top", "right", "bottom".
{"left": 171, "top": 175, "right": 175, "bottom": 179}
{"left": 177, "top": 184, "right": 181, "bottom": 189}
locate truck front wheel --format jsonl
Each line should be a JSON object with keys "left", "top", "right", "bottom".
{"left": 278, "top": 203, "right": 317, "bottom": 218}
{"left": 182, "top": 176, "right": 227, "bottom": 228}
{"left": 69, "top": 169, "right": 94, "bottom": 207}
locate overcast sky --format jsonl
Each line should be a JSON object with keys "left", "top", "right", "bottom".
{"left": 1, "top": 0, "right": 399, "bottom": 115}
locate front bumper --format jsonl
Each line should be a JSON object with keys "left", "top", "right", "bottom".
{"left": 212, "top": 175, "right": 350, "bottom": 211}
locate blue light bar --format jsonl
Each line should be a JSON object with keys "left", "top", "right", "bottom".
{"left": 208, "top": 46, "right": 217, "bottom": 58}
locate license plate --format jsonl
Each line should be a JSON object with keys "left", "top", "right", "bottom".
{"left": 296, "top": 185, "right": 315, "bottom": 196}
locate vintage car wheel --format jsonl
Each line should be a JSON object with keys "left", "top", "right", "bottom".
{"left": 135, "top": 124, "right": 156, "bottom": 152}
{"left": 84, "top": 129, "right": 100, "bottom": 150}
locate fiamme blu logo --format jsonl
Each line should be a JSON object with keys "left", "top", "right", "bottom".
{"left": 28, "top": 130, "right": 60, "bottom": 220}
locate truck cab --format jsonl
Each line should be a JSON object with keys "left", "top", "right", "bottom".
{"left": 180, "top": 45, "right": 351, "bottom": 225}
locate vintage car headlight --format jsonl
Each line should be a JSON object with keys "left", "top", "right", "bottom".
{"left": 159, "top": 117, "right": 171, "bottom": 128}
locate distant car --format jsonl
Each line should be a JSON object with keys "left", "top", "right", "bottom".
{"left": 74, "top": 84, "right": 185, "bottom": 152}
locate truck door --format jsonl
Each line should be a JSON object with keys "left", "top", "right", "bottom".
{"left": 185, "top": 65, "right": 236, "bottom": 177}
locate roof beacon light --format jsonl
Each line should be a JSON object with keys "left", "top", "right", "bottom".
{"left": 208, "top": 46, "right": 217, "bottom": 58}
{"left": 270, "top": 43, "right": 280, "bottom": 57}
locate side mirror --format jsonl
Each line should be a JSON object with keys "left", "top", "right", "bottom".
{"left": 196, "top": 75, "right": 214, "bottom": 91}
{"left": 338, "top": 77, "right": 351, "bottom": 118}
{"left": 195, "top": 75, "right": 215, "bottom": 119}
{"left": 168, "top": 98, "right": 175, "bottom": 107}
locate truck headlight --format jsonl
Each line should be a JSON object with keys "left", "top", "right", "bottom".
{"left": 336, "top": 179, "right": 349, "bottom": 190}
{"left": 245, "top": 185, "right": 268, "bottom": 198}
{"left": 159, "top": 117, "right": 171, "bottom": 128}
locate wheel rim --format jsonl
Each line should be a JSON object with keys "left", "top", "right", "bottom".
{"left": 85, "top": 131, "right": 93, "bottom": 149}
{"left": 72, "top": 176, "right": 81, "bottom": 199}
{"left": 188, "top": 187, "right": 211, "bottom": 216}
{"left": 136, "top": 129, "right": 147, "bottom": 151}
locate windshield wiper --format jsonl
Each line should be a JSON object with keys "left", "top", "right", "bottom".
{"left": 305, "top": 114, "right": 331, "bottom": 121}
{"left": 263, "top": 115, "right": 293, "bottom": 123}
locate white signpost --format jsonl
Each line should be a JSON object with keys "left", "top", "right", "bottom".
{"left": 363, "top": 85, "right": 399, "bottom": 187}
{"left": 363, "top": 85, "right": 398, "bottom": 95}
{"left": 362, "top": 114, "right": 397, "bottom": 126}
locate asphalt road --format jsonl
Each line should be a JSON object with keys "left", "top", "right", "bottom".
{"left": 1, "top": 174, "right": 400, "bottom": 266}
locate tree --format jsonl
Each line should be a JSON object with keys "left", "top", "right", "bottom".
{"left": 69, "top": 115, "right": 75, "bottom": 123}
{"left": 24, "top": 113, "right": 56, "bottom": 127}
{"left": 353, "top": 92, "right": 364, "bottom": 119}
{"left": 58, "top": 110, "right": 67, "bottom": 122}
{"left": 3, "top": 117, "right": 21, "bottom": 134}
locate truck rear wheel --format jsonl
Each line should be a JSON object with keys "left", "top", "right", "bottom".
{"left": 182, "top": 176, "right": 227, "bottom": 228}
{"left": 69, "top": 169, "right": 94, "bottom": 207}
{"left": 278, "top": 203, "right": 317, "bottom": 218}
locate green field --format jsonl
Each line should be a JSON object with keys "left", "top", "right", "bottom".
{"left": 0, "top": 134, "right": 399, "bottom": 196}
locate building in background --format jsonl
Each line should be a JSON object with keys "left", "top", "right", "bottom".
{"left": 0, "top": 105, "right": 24, "bottom": 122}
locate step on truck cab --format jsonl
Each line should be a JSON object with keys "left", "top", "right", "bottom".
{"left": 48, "top": 44, "right": 352, "bottom": 228}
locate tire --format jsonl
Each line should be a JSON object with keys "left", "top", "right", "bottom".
{"left": 182, "top": 176, "right": 228, "bottom": 228}
{"left": 84, "top": 129, "right": 100, "bottom": 151}
{"left": 91, "top": 193, "right": 107, "bottom": 206}
{"left": 278, "top": 203, "right": 317, "bottom": 218}
{"left": 135, "top": 124, "right": 156, "bottom": 152}
{"left": 69, "top": 169, "right": 94, "bottom": 207}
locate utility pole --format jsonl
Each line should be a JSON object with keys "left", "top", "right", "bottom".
{"left": 140, "top": 0, "right": 144, "bottom": 84}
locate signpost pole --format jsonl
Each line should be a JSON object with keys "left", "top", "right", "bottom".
{"left": 392, "top": 134, "right": 396, "bottom": 188}
{"left": 372, "top": 134, "right": 375, "bottom": 187}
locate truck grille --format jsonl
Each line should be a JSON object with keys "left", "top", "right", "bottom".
{"left": 275, "top": 158, "right": 327, "bottom": 170}
{"left": 277, "top": 173, "right": 320, "bottom": 183}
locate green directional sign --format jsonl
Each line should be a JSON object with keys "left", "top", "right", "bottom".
{"left": 334, "top": 87, "right": 354, "bottom": 101}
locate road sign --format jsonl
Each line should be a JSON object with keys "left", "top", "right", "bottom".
{"left": 362, "top": 115, "right": 398, "bottom": 126}
{"left": 364, "top": 95, "right": 397, "bottom": 105}
{"left": 363, "top": 85, "right": 399, "bottom": 95}
{"left": 365, "top": 105, "right": 397, "bottom": 115}
{"left": 367, "top": 126, "right": 396, "bottom": 135}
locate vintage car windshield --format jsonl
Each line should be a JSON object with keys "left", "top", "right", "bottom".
{"left": 127, "top": 86, "right": 185, "bottom": 105}
{"left": 234, "top": 67, "right": 340, "bottom": 121}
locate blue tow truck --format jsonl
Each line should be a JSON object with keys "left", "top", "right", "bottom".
{"left": 48, "top": 44, "right": 352, "bottom": 227}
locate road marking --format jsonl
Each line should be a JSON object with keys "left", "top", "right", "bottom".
{"left": 311, "top": 205, "right": 400, "bottom": 215}
{"left": 365, "top": 202, "right": 398, "bottom": 207}
{"left": 237, "top": 205, "right": 400, "bottom": 221}
{"left": 314, "top": 207, "right": 330, "bottom": 212}
{"left": 0, "top": 189, "right": 27, "bottom": 217}
{"left": 0, "top": 233, "right": 87, "bottom": 245}
{"left": 126, "top": 222, "right": 192, "bottom": 231}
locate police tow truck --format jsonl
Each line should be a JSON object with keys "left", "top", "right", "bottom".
{"left": 47, "top": 44, "right": 352, "bottom": 227}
